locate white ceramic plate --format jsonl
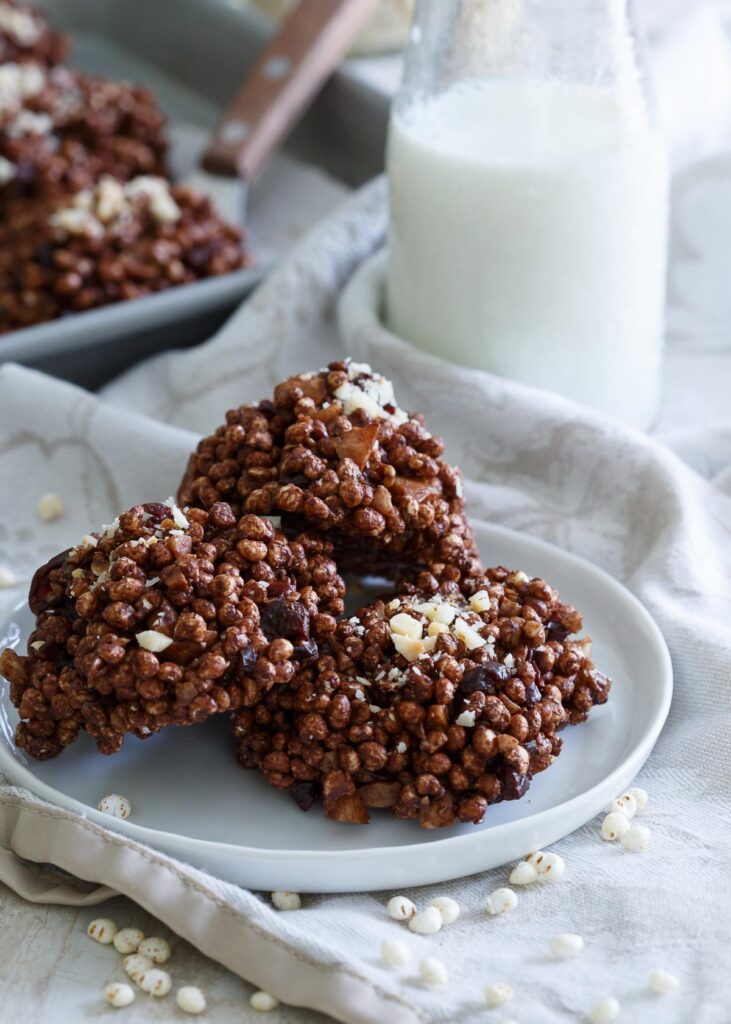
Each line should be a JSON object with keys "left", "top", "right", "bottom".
{"left": 0, "top": 522, "right": 672, "bottom": 893}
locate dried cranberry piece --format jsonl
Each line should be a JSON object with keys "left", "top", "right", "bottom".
{"left": 281, "top": 472, "right": 310, "bottom": 488}
{"left": 143, "top": 502, "right": 171, "bottom": 522}
{"left": 260, "top": 596, "right": 310, "bottom": 643}
{"left": 459, "top": 661, "right": 510, "bottom": 694}
{"left": 239, "top": 645, "right": 257, "bottom": 673}
{"left": 28, "top": 548, "right": 71, "bottom": 615}
{"left": 33, "top": 243, "right": 54, "bottom": 267}
{"left": 499, "top": 765, "right": 531, "bottom": 801}
{"left": 525, "top": 682, "right": 541, "bottom": 704}
{"left": 546, "top": 621, "right": 570, "bottom": 641}
{"left": 187, "top": 241, "right": 218, "bottom": 268}
{"left": 293, "top": 639, "right": 318, "bottom": 664}
{"left": 289, "top": 780, "right": 319, "bottom": 812}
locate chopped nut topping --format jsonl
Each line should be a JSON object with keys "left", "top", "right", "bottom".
{"left": 136, "top": 629, "right": 173, "bottom": 653}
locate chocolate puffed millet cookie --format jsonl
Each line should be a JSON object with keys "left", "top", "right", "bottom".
{"left": 179, "top": 361, "right": 480, "bottom": 579}
{"left": 0, "top": 175, "right": 247, "bottom": 331}
{"left": 234, "top": 568, "right": 611, "bottom": 828}
{"left": 0, "top": 500, "right": 344, "bottom": 759}
{"left": 0, "top": 1, "right": 67, "bottom": 66}
{"left": 0, "top": 64, "right": 167, "bottom": 210}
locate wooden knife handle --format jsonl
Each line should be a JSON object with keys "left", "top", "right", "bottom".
{"left": 202, "top": 0, "right": 379, "bottom": 180}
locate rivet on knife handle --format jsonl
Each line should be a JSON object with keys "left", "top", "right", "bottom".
{"left": 202, "top": 0, "right": 380, "bottom": 181}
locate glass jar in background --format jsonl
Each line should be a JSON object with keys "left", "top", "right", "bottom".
{"left": 386, "top": 0, "right": 669, "bottom": 430}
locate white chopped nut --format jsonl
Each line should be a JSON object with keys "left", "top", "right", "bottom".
{"left": 177, "top": 986, "right": 207, "bottom": 1014}
{"left": 550, "top": 933, "right": 584, "bottom": 959}
{"left": 600, "top": 812, "right": 630, "bottom": 842}
{"left": 103, "top": 982, "right": 135, "bottom": 1008}
{"left": 396, "top": 741, "right": 407, "bottom": 754}
{"left": 113, "top": 927, "right": 145, "bottom": 954}
{"left": 87, "top": 918, "right": 118, "bottom": 944}
{"left": 30, "top": 640, "right": 44, "bottom": 650}
{"left": 392, "top": 633, "right": 427, "bottom": 661}
{"left": 455, "top": 709, "right": 476, "bottom": 728}
{"left": 138, "top": 936, "right": 171, "bottom": 964}
{"left": 136, "top": 629, "right": 173, "bottom": 653}
{"left": 123, "top": 954, "right": 153, "bottom": 982}
{"left": 621, "top": 825, "right": 651, "bottom": 852}
{"left": 588, "top": 996, "right": 620, "bottom": 1023}
{"left": 420, "top": 956, "right": 448, "bottom": 984}
{"left": 509, "top": 861, "right": 538, "bottom": 885}
{"left": 272, "top": 890, "right": 301, "bottom": 911}
{"left": 409, "top": 907, "right": 442, "bottom": 935}
{"left": 250, "top": 990, "right": 279, "bottom": 1011}
{"left": 137, "top": 967, "right": 172, "bottom": 997}
{"left": 37, "top": 492, "right": 64, "bottom": 522}
{"left": 0, "top": 566, "right": 18, "bottom": 587}
{"left": 485, "top": 982, "right": 513, "bottom": 1008}
{"left": 528, "top": 850, "right": 565, "bottom": 880}
{"left": 649, "top": 969, "right": 679, "bottom": 994}
{"left": 0, "top": 154, "right": 17, "bottom": 184}
{"left": 98, "top": 794, "right": 131, "bottom": 819}
{"left": 628, "top": 786, "right": 649, "bottom": 811}
{"left": 427, "top": 621, "right": 449, "bottom": 637}
{"left": 386, "top": 895, "right": 416, "bottom": 921}
{"left": 381, "top": 937, "right": 411, "bottom": 968}
{"left": 469, "top": 590, "right": 491, "bottom": 613}
{"left": 453, "top": 616, "right": 487, "bottom": 650}
{"left": 428, "top": 896, "right": 460, "bottom": 925}
{"left": 486, "top": 888, "right": 517, "bottom": 915}
{"left": 389, "top": 612, "right": 423, "bottom": 638}
{"left": 164, "top": 497, "right": 189, "bottom": 529}
{"left": 609, "top": 794, "right": 637, "bottom": 819}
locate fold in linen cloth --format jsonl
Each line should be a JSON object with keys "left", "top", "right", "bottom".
{"left": 1, "top": 179, "right": 730, "bottom": 1024}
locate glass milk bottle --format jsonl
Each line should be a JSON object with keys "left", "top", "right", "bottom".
{"left": 386, "top": 0, "right": 669, "bottom": 430}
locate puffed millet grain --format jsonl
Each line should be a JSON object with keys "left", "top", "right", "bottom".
{"left": 409, "top": 907, "right": 442, "bottom": 935}
{"left": 98, "top": 794, "right": 131, "bottom": 819}
{"left": 103, "top": 982, "right": 135, "bottom": 1008}
{"left": 113, "top": 927, "right": 144, "bottom": 954}
{"left": 0, "top": 567, "right": 18, "bottom": 587}
{"left": 87, "top": 918, "right": 118, "bottom": 944}
{"left": 649, "top": 969, "right": 679, "bottom": 994}
{"left": 419, "top": 957, "right": 448, "bottom": 985}
{"left": 485, "top": 982, "right": 513, "bottom": 1008}
{"left": 138, "top": 936, "right": 171, "bottom": 963}
{"left": 250, "top": 990, "right": 279, "bottom": 1011}
{"left": 550, "top": 933, "right": 584, "bottom": 958}
{"left": 600, "top": 812, "right": 630, "bottom": 842}
{"left": 123, "top": 954, "right": 153, "bottom": 981}
{"left": 387, "top": 895, "right": 416, "bottom": 921}
{"left": 177, "top": 986, "right": 207, "bottom": 1014}
{"left": 529, "top": 850, "right": 565, "bottom": 879}
{"left": 509, "top": 861, "right": 538, "bottom": 885}
{"left": 428, "top": 896, "right": 460, "bottom": 925}
{"left": 486, "top": 888, "right": 518, "bottom": 915}
{"left": 621, "top": 825, "right": 651, "bottom": 851}
{"left": 628, "top": 786, "right": 648, "bottom": 810}
{"left": 589, "top": 997, "right": 620, "bottom": 1023}
{"left": 272, "top": 891, "right": 301, "bottom": 911}
{"left": 37, "top": 492, "right": 65, "bottom": 522}
{"left": 609, "top": 793, "right": 637, "bottom": 819}
{"left": 137, "top": 968, "right": 172, "bottom": 996}
{"left": 381, "top": 938, "right": 411, "bottom": 968}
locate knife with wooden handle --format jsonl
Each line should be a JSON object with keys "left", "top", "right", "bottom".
{"left": 202, "top": 0, "right": 380, "bottom": 190}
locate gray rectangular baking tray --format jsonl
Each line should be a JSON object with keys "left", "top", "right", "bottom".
{"left": 1, "top": 0, "right": 393, "bottom": 388}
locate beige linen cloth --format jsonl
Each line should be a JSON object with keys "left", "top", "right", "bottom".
{"left": 1, "top": 179, "right": 730, "bottom": 1024}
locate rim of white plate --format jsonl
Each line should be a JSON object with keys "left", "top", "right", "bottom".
{"left": 0, "top": 521, "right": 673, "bottom": 863}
